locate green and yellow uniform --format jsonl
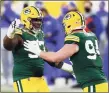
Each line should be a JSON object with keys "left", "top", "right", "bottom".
{"left": 65, "top": 31, "right": 108, "bottom": 92}
{"left": 12, "top": 28, "right": 49, "bottom": 92}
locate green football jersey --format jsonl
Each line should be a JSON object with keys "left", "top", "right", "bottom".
{"left": 12, "top": 28, "right": 45, "bottom": 81}
{"left": 65, "top": 31, "right": 107, "bottom": 89}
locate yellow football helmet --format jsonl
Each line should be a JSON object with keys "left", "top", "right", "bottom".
{"left": 20, "top": 6, "right": 42, "bottom": 29}
{"left": 63, "top": 11, "right": 85, "bottom": 35}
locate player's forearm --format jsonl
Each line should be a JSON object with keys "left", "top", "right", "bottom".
{"left": 40, "top": 51, "right": 58, "bottom": 62}
{"left": 40, "top": 44, "right": 79, "bottom": 63}
{"left": 40, "top": 51, "right": 69, "bottom": 63}
{"left": 24, "top": 42, "right": 79, "bottom": 62}
{"left": 3, "top": 35, "right": 18, "bottom": 50}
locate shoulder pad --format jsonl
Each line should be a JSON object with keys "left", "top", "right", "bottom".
{"left": 65, "top": 34, "right": 80, "bottom": 42}
{"left": 15, "top": 28, "right": 22, "bottom": 35}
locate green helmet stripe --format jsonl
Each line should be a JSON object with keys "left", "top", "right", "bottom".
{"left": 31, "top": 6, "right": 40, "bottom": 16}
{"left": 76, "top": 11, "right": 85, "bottom": 26}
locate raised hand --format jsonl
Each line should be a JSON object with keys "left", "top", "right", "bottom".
{"left": 7, "top": 18, "right": 21, "bottom": 38}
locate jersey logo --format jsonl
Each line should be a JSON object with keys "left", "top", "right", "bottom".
{"left": 64, "top": 14, "right": 71, "bottom": 20}
{"left": 24, "top": 9, "right": 31, "bottom": 14}
{"left": 65, "top": 35, "right": 80, "bottom": 42}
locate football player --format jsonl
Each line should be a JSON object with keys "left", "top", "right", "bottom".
{"left": 3, "top": 6, "right": 74, "bottom": 92}
{"left": 24, "top": 11, "right": 108, "bottom": 92}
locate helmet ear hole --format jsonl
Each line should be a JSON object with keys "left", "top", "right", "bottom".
{"left": 23, "top": 20, "right": 26, "bottom": 22}
{"left": 67, "top": 25, "right": 71, "bottom": 28}
{"left": 73, "top": 14, "right": 75, "bottom": 16}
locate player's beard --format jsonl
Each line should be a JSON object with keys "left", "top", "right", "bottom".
{"left": 30, "top": 21, "right": 42, "bottom": 34}
{"left": 32, "top": 22, "right": 42, "bottom": 29}
{"left": 30, "top": 18, "right": 42, "bottom": 32}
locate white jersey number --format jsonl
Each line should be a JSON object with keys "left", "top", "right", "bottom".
{"left": 85, "top": 40, "right": 100, "bottom": 60}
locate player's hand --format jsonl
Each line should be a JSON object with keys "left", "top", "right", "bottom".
{"left": 7, "top": 18, "right": 21, "bottom": 39}
{"left": 24, "top": 40, "right": 42, "bottom": 57}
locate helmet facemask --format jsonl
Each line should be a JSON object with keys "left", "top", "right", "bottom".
{"left": 30, "top": 18, "right": 42, "bottom": 31}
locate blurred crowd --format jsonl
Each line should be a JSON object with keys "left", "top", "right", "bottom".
{"left": 0, "top": 1, "right": 108, "bottom": 87}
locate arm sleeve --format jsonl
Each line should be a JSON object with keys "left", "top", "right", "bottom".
{"left": 46, "top": 61, "right": 74, "bottom": 75}
{"left": 55, "top": 62, "right": 74, "bottom": 74}
{"left": 64, "top": 34, "right": 80, "bottom": 45}
{"left": 45, "top": 59, "right": 74, "bottom": 75}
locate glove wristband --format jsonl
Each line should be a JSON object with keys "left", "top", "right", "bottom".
{"left": 37, "top": 49, "right": 42, "bottom": 56}
{"left": 7, "top": 32, "right": 15, "bottom": 39}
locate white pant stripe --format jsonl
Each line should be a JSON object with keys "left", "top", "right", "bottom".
{"left": 90, "top": 85, "right": 93, "bottom": 92}
{"left": 17, "top": 81, "right": 22, "bottom": 92}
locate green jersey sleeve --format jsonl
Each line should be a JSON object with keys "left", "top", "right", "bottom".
{"left": 14, "top": 28, "right": 23, "bottom": 35}
{"left": 64, "top": 33, "right": 80, "bottom": 44}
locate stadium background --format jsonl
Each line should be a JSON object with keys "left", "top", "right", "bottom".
{"left": 0, "top": 0, "right": 108, "bottom": 92}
